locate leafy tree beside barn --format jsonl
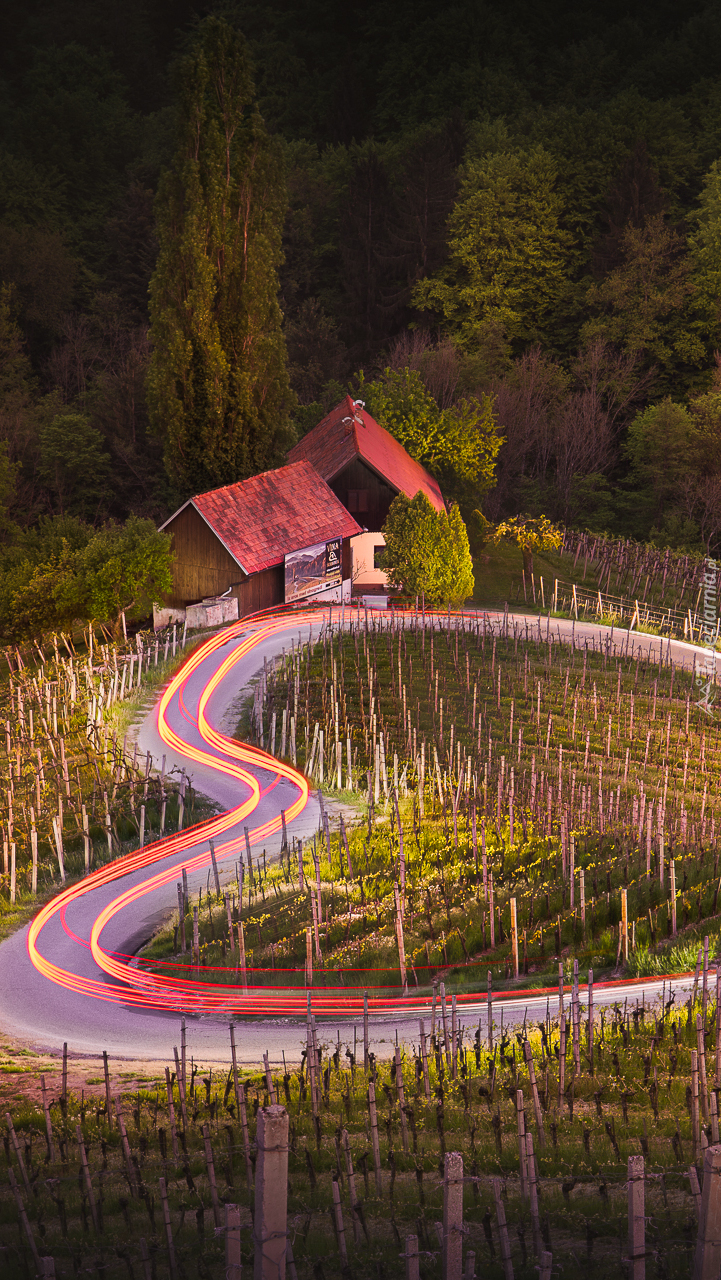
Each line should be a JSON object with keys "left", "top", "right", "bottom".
{"left": 381, "top": 492, "right": 474, "bottom": 607}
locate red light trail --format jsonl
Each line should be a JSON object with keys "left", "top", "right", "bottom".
{"left": 25, "top": 608, "right": 453, "bottom": 1020}
{"left": 25, "top": 608, "right": 692, "bottom": 1025}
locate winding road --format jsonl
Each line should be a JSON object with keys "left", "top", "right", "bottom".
{"left": 0, "top": 606, "right": 715, "bottom": 1067}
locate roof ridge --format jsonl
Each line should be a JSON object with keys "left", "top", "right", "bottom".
{"left": 286, "top": 396, "right": 444, "bottom": 512}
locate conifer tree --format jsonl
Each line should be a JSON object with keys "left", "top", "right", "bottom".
{"left": 147, "top": 17, "right": 294, "bottom": 496}
{"left": 381, "top": 492, "right": 474, "bottom": 606}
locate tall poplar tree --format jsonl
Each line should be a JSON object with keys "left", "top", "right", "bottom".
{"left": 147, "top": 17, "right": 294, "bottom": 496}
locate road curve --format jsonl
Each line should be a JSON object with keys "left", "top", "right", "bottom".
{"left": 0, "top": 607, "right": 714, "bottom": 1066}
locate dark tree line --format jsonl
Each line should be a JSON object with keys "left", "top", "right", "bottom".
{"left": 0, "top": 1, "right": 720, "bottom": 558}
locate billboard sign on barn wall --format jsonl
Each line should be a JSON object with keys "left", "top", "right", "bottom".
{"left": 285, "top": 537, "right": 342, "bottom": 604}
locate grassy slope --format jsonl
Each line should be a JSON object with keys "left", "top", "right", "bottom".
{"left": 473, "top": 541, "right": 563, "bottom": 611}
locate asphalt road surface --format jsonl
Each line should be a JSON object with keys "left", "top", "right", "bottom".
{"left": 0, "top": 607, "right": 715, "bottom": 1067}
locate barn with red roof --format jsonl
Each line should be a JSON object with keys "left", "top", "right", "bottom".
{"left": 155, "top": 460, "right": 361, "bottom": 625}
{"left": 155, "top": 397, "right": 445, "bottom": 626}
{"left": 288, "top": 396, "right": 445, "bottom": 594}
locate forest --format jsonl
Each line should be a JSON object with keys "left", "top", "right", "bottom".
{"left": 1, "top": 0, "right": 721, "bottom": 619}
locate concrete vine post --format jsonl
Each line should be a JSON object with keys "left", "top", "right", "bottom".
{"left": 442, "top": 1151, "right": 463, "bottom": 1280}
{"left": 254, "top": 1105, "right": 289, "bottom": 1280}
{"left": 226, "top": 1205, "right": 242, "bottom": 1280}
{"left": 405, "top": 1234, "right": 420, "bottom": 1280}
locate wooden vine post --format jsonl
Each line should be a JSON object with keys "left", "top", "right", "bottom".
{"left": 394, "top": 883, "right": 408, "bottom": 994}
{"left": 692, "top": 1051, "right": 701, "bottom": 1164}
{"left": 621, "top": 889, "right": 629, "bottom": 963}
{"left": 367, "top": 1081, "right": 382, "bottom": 1194}
{"left": 510, "top": 897, "right": 519, "bottom": 979}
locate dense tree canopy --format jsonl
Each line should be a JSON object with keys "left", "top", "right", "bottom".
{"left": 0, "top": 515, "right": 172, "bottom": 642}
{"left": 413, "top": 147, "right": 573, "bottom": 351}
{"left": 359, "top": 367, "right": 502, "bottom": 498}
{"left": 0, "top": 0, "right": 721, "bottom": 565}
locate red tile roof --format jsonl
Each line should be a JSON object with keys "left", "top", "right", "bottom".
{"left": 161, "top": 460, "right": 361, "bottom": 576}
{"left": 287, "top": 395, "right": 445, "bottom": 512}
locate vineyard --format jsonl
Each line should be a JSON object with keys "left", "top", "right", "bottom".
{"left": 1, "top": 599, "right": 720, "bottom": 1276}
{"left": 141, "top": 607, "right": 720, "bottom": 1000}
{"left": 0, "top": 624, "right": 208, "bottom": 938}
{"left": 513, "top": 531, "right": 721, "bottom": 642}
{"left": 555, "top": 532, "right": 715, "bottom": 614}
{"left": 2, "top": 982, "right": 721, "bottom": 1277}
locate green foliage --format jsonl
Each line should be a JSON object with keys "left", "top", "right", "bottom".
{"left": 38, "top": 412, "right": 111, "bottom": 519}
{"left": 6, "top": 1, "right": 721, "bottom": 550}
{"left": 0, "top": 149, "right": 68, "bottom": 231}
{"left": 490, "top": 512, "right": 563, "bottom": 574}
{"left": 582, "top": 213, "right": 711, "bottom": 389}
{"left": 361, "top": 366, "right": 502, "bottom": 492}
{"left": 147, "top": 17, "right": 294, "bottom": 497}
{"left": 619, "top": 391, "right": 721, "bottom": 551}
{"left": 688, "top": 159, "right": 721, "bottom": 343}
{"left": 628, "top": 934, "right": 721, "bottom": 978}
{"left": 443, "top": 503, "right": 476, "bottom": 604}
{"left": 381, "top": 491, "right": 474, "bottom": 606}
{"left": 0, "top": 516, "right": 172, "bottom": 641}
{"left": 70, "top": 516, "right": 173, "bottom": 635}
{"left": 413, "top": 147, "right": 573, "bottom": 350}
{"left": 16, "top": 44, "right": 139, "bottom": 256}
{"left": 0, "top": 225, "right": 77, "bottom": 358}
{"left": 625, "top": 399, "right": 702, "bottom": 530}
{"left": 0, "top": 441, "right": 18, "bottom": 538}
{"left": 563, "top": 472, "right": 617, "bottom": 533}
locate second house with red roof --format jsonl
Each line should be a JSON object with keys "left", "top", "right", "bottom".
{"left": 288, "top": 396, "right": 444, "bottom": 597}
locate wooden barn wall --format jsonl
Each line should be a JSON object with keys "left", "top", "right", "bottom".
{"left": 165, "top": 505, "right": 346, "bottom": 617}
{"left": 165, "top": 506, "right": 243, "bottom": 607}
{"left": 232, "top": 565, "right": 284, "bottom": 617}
{"left": 330, "top": 460, "right": 396, "bottom": 532}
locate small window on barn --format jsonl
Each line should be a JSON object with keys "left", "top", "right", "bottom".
{"left": 374, "top": 544, "right": 385, "bottom": 570}
{"left": 357, "top": 489, "right": 369, "bottom": 512}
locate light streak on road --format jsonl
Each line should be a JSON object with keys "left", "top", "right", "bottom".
{"left": 27, "top": 611, "right": 319, "bottom": 1015}
{"left": 24, "top": 607, "right": 703, "bottom": 1022}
